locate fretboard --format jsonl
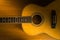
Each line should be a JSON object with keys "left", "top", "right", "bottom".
{"left": 0, "top": 16, "right": 32, "bottom": 24}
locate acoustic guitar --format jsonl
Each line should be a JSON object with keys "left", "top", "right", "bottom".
{"left": 0, "top": 4, "right": 60, "bottom": 39}
{"left": 22, "top": 4, "right": 60, "bottom": 39}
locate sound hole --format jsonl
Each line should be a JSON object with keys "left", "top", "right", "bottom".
{"left": 32, "top": 15, "right": 42, "bottom": 25}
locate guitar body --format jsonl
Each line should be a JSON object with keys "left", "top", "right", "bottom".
{"left": 22, "top": 4, "right": 60, "bottom": 39}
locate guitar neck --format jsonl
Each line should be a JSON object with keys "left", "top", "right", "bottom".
{"left": 0, "top": 16, "right": 32, "bottom": 24}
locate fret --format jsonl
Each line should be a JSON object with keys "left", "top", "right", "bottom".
{"left": 0, "top": 16, "right": 32, "bottom": 24}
